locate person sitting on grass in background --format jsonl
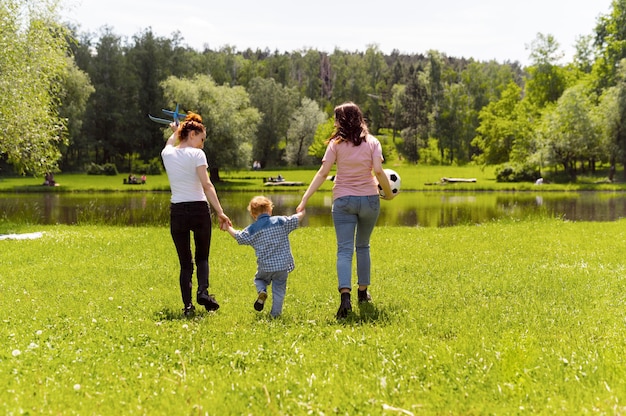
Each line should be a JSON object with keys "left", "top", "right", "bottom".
{"left": 222, "top": 196, "right": 305, "bottom": 317}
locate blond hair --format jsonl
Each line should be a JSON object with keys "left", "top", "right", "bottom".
{"left": 247, "top": 196, "right": 274, "bottom": 217}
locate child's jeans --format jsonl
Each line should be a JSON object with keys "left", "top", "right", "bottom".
{"left": 254, "top": 270, "right": 288, "bottom": 317}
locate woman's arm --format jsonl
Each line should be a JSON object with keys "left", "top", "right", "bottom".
{"left": 297, "top": 159, "right": 333, "bottom": 212}
{"left": 372, "top": 157, "right": 395, "bottom": 200}
{"left": 197, "top": 166, "right": 231, "bottom": 227}
{"left": 164, "top": 122, "right": 178, "bottom": 147}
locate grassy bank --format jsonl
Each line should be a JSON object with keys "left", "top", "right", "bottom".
{"left": 2, "top": 164, "right": 626, "bottom": 193}
{"left": 2, "top": 220, "right": 626, "bottom": 414}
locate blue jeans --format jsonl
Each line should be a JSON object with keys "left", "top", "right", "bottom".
{"left": 332, "top": 195, "right": 380, "bottom": 291}
{"left": 170, "top": 201, "right": 212, "bottom": 306}
{"left": 254, "top": 270, "right": 288, "bottom": 317}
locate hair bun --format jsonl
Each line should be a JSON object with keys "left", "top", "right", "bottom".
{"left": 185, "top": 112, "right": 202, "bottom": 123}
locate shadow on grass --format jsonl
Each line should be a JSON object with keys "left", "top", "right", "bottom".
{"left": 333, "top": 302, "right": 391, "bottom": 325}
{"left": 154, "top": 306, "right": 217, "bottom": 321}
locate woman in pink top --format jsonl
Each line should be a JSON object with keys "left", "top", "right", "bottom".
{"left": 297, "top": 102, "right": 395, "bottom": 319}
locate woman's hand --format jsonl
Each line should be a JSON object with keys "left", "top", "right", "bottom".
{"left": 381, "top": 192, "right": 397, "bottom": 201}
{"left": 217, "top": 213, "right": 232, "bottom": 229}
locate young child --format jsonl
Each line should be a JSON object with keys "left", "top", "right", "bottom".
{"left": 222, "top": 196, "right": 305, "bottom": 317}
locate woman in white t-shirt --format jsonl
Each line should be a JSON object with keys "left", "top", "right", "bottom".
{"left": 161, "top": 112, "right": 231, "bottom": 317}
{"left": 297, "top": 102, "right": 395, "bottom": 319}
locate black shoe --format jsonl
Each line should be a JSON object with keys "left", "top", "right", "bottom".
{"left": 254, "top": 291, "right": 267, "bottom": 311}
{"left": 197, "top": 292, "right": 220, "bottom": 311}
{"left": 336, "top": 292, "right": 352, "bottom": 319}
{"left": 183, "top": 304, "right": 195, "bottom": 317}
{"left": 357, "top": 289, "right": 371, "bottom": 303}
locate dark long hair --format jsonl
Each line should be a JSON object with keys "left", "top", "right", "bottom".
{"left": 329, "top": 102, "right": 369, "bottom": 146}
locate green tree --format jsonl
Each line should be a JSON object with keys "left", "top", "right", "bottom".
{"left": 525, "top": 33, "right": 568, "bottom": 108}
{"left": 594, "top": 60, "right": 626, "bottom": 179}
{"left": 284, "top": 98, "right": 326, "bottom": 166}
{"left": 161, "top": 74, "right": 260, "bottom": 181}
{"left": 472, "top": 82, "right": 524, "bottom": 165}
{"left": 436, "top": 83, "right": 473, "bottom": 163}
{"left": 0, "top": 0, "right": 69, "bottom": 175}
{"left": 593, "top": 0, "right": 626, "bottom": 89}
{"left": 308, "top": 118, "right": 334, "bottom": 161}
{"left": 400, "top": 66, "right": 429, "bottom": 163}
{"left": 81, "top": 28, "right": 130, "bottom": 165}
{"left": 248, "top": 77, "right": 299, "bottom": 167}
{"left": 58, "top": 56, "right": 95, "bottom": 171}
{"left": 535, "top": 83, "right": 599, "bottom": 178}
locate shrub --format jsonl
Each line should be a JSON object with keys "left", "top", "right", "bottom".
{"left": 86, "top": 163, "right": 118, "bottom": 176}
{"left": 131, "top": 157, "right": 163, "bottom": 175}
{"left": 495, "top": 163, "right": 541, "bottom": 182}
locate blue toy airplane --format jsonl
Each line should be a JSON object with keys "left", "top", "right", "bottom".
{"left": 148, "top": 103, "right": 187, "bottom": 126}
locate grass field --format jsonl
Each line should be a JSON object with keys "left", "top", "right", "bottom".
{"left": 2, "top": 220, "right": 626, "bottom": 414}
{"left": 2, "top": 164, "right": 626, "bottom": 193}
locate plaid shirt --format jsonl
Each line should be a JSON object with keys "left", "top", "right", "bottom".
{"left": 234, "top": 213, "right": 299, "bottom": 272}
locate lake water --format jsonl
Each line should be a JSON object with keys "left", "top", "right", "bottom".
{"left": 2, "top": 191, "right": 626, "bottom": 227}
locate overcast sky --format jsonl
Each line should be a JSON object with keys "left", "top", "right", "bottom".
{"left": 61, "top": 0, "right": 613, "bottom": 66}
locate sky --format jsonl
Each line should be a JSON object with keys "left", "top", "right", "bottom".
{"left": 61, "top": 0, "right": 613, "bottom": 66}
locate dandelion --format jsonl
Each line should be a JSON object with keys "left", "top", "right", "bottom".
{"left": 74, "top": 384, "right": 81, "bottom": 391}
{"left": 12, "top": 349, "right": 21, "bottom": 357}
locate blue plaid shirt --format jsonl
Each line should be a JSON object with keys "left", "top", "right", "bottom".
{"left": 234, "top": 213, "right": 300, "bottom": 272}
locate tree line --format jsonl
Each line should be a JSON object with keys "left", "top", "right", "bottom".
{"left": 3, "top": 0, "right": 626, "bottom": 182}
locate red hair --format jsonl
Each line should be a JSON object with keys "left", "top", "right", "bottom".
{"left": 178, "top": 112, "right": 205, "bottom": 141}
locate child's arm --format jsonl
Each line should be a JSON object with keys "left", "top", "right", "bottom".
{"left": 221, "top": 222, "right": 238, "bottom": 238}
{"left": 294, "top": 209, "right": 305, "bottom": 223}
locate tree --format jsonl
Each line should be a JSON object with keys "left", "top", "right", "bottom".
{"left": 594, "top": 60, "right": 626, "bottom": 179}
{"left": 525, "top": 33, "right": 568, "bottom": 108}
{"left": 58, "top": 56, "right": 95, "bottom": 171}
{"left": 593, "top": 0, "right": 626, "bottom": 89}
{"left": 472, "top": 82, "right": 524, "bottom": 165}
{"left": 284, "top": 98, "right": 326, "bottom": 166}
{"left": 247, "top": 77, "right": 298, "bottom": 167}
{"left": 80, "top": 28, "right": 130, "bottom": 165}
{"left": 400, "top": 66, "right": 430, "bottom": 163}
{"left": 0, "top": 0, "right": 70, "bottom": 175}
{"left": 308, "top": 118, "right": 334, "bottom": 161}
{"left": 161, "top": 74, "right": 261, "bottom": 181}
{"left": 535, "top": 83, "right": 599, "bottom": 178}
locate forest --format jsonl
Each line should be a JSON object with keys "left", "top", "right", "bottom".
{"left": 2, "top": 0, "right": 626, "bottom": 182}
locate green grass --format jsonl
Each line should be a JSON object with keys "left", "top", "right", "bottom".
{"left": 2, "top": 220, "right": 626, "bottom": 414}
{"left": 2, "top": 164, "right": 626, "bottom": 194}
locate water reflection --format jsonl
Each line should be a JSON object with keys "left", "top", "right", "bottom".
{"left": 1, "top": 191, "right": 626, "bottom": 227}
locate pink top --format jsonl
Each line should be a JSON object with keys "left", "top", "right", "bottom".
{"left": 322, "top": 134, "right": 383, "bottom": 200}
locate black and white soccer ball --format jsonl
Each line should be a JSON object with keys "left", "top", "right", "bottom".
{"left": 378, "top": 169, "right": 401, "bottom": 197}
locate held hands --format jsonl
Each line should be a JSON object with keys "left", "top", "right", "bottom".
{"left": 217, "top": 213, "right": 232, "bottom": 231}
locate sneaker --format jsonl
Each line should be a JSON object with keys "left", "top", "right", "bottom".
{"left": 336, "top": 292, "right": 352, "bottom": 319}
{"left": 357, "top": 289, "right": 371, "bottom": 303}
{"left": 254, "top": 291, "right": 268, "bottom": 311}
{"left": 183, "top": 304, "right": 196, "bottom": 317}
{"left": 197, "top": 292, "right": 220, "bottom": 311}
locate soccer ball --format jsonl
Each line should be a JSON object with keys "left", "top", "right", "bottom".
{"left": 378, "top": 169, "right": 401, "bottom": 197}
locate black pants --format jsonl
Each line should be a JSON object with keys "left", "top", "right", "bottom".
{"left": 170, "top": 201, "right": 212, "bottom": 307}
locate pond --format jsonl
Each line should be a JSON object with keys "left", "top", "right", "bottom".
{"left": 2, "top": 191, "right": 626, "bottom": 227}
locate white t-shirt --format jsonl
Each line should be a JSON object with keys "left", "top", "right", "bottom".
{"left": 161, "top": 145, "right": 208, "bottom": 203}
